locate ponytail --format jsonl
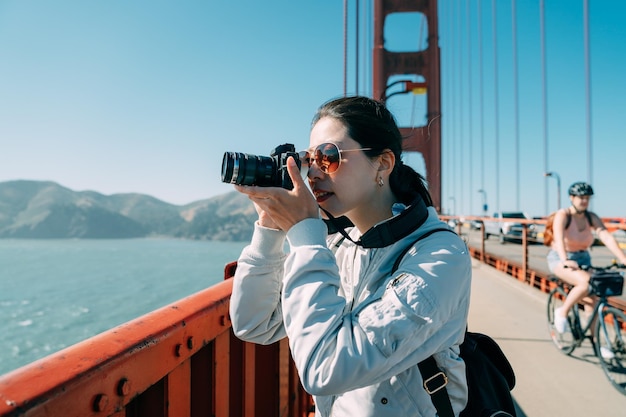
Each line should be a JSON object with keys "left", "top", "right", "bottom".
{"left": 390, "top": 162, "right": 433, "bottom": 207}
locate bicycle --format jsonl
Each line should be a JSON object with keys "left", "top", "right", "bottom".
{"left": 546, "top": 262, "right": 626, "bottom": 395}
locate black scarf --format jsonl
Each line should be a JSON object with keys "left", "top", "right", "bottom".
{"left": 321, "top": 195, "right": 430, "bottom": 248}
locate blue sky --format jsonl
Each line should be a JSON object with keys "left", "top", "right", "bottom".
{"left": 439, "top": 0, "right": 626, "bottom": 218}
{"left": 1, "top": 1, "right": 625, "bottom": 218}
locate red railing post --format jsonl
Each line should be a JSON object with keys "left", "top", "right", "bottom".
{"left": 480, "top": 223, "right": 486, "bottom": 262}
{"left": 521, "top": 225, "right": 528, "bottom": 282}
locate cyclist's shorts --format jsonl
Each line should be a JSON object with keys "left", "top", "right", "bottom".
{"left": 547, "top": 249, "right": 591, "bottom": 273}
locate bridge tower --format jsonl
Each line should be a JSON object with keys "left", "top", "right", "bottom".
{"left": 373, "top": 0, "right": 442, "bottom": 211}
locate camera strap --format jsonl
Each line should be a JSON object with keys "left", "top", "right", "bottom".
{"left": 320, "top": 195, "right": 430, "bottom": 248}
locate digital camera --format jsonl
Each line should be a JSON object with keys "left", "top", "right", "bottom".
{"left": 221, "top": 143, "right": 301, "bottom": 190}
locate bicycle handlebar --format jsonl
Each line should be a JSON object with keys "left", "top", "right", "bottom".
{"left": 579, "top": 263, "right": 626, "bottom": 272}
{"left": 563, "top": 262, "right": 626, "bottom": 271}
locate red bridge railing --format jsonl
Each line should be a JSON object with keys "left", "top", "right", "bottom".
{"left": 0, "top": 262, "right": 313, "bottom": 417}
{"left": 442, "top": 215, "right": 626, "bottom": 313}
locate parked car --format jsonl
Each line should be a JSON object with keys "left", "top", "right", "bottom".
{"left": 468, "top": 219, "right": 484, "bottom": 231}
{"left": 483, "top": 211, "right": 537, "bottom": 244}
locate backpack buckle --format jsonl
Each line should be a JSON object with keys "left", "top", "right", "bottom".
{"left": 423, "top": 371, "right": 448, "bottom": 394}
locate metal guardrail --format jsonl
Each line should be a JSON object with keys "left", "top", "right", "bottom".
{"left": 0, "top": 262, "right": 313, "bottom": 417}
{"left": 441, "top": 215, "right": 626, "bottom": 312}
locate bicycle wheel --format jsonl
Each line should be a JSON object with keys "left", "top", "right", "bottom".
{"left": 594, "top": 305, "right": 626, "bottom": 395}
{"left": 547, "top": 287, "right": 579, "bottom": 354}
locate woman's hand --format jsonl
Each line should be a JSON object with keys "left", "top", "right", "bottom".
{"left": 234, "top": 156, "right": 319, "bottom": 231}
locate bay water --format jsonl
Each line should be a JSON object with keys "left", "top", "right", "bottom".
{"left": 0, "top": 238, "right": 247, "bottom": 376}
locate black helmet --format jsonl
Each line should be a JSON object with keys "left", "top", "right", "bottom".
{"left": 568, "top": 181, "right": 594, "bottom": 196}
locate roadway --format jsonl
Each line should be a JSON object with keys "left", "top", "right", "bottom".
{"left": 469, "top": 259, "right": 626, "bottom": 416}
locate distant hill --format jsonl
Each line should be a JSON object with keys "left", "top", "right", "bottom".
{"left": 0, "top": 180, "right": 256, "bottom": 240}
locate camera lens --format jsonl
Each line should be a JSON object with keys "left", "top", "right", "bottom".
{"left": 221, "top": 152, "right": 277, "bottom": 186}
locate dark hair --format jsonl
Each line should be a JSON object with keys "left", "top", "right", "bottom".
{"left": 312, "top": 96, "right": 433, "bottom": 207}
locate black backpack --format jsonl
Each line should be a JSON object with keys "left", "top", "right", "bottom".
{"left": 392, "top": 229, "right": 517, "bottom": 417}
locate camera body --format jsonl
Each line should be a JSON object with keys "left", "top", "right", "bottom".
{"left": 221, "top": 143, "right": 301, "bottom": 190}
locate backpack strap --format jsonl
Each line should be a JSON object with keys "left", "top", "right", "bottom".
{"left": 564, "top": 210, "right": 594, "bottom": 229}
{"left": 391, "top": 228, "right": 457, "bottom": 273}
{"left": 418, "top": 356, "right": 455, "bottom": 417}
{"left": 564, "top": 211, "right": 572, "bottom": 229}
{"left": 584, "top": 210, "right": 594, "bottom": 227}
{"left": 391, "top": 227, "right": 459, "bottom": 417}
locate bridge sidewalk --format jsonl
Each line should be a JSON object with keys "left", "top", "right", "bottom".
{"left": 468, "top": 259, "right": 626, "bottom": 416}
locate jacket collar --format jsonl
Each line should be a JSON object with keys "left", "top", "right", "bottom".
{"left": 322, "top": 196, "right": 430, "bottom": 248}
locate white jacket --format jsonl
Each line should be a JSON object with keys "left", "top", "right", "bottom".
{"left": 230, "top": 207, "right": 471, "bottom": 416}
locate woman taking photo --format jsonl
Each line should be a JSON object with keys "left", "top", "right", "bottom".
{"left": 229, "top": 96, "right": 471, "bottom": 416}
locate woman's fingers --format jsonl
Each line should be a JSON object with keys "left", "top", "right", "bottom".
{"left": 231, "top": 159, "right": 318, "bottom": 231}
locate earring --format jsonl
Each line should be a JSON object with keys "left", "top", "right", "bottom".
{"left": 378, "top": 177, "right": 384, "bottom": 187}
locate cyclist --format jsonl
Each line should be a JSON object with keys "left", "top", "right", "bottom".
{"left": 547, "top": 182, "right": 626, "bottom": 337}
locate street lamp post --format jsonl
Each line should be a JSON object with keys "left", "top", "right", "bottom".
{"left": 544, "top": 171, "right": 561, "bottom": 209}
{"left": 477, "top": 189, "right": 488, "bottom": 216}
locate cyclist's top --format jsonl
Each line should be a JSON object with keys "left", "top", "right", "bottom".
{"left": 562, "top": 212, "right": 594, "bottom": 252}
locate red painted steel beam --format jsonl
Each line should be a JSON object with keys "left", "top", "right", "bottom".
{"left": 213, "top": 332, "right": 231, "bottom": 417}
{"left": 373, "top": 0, "right": 442, "bottom": 212}
{"left": 0, "top": 280, "right": 234, "bottom": 417}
